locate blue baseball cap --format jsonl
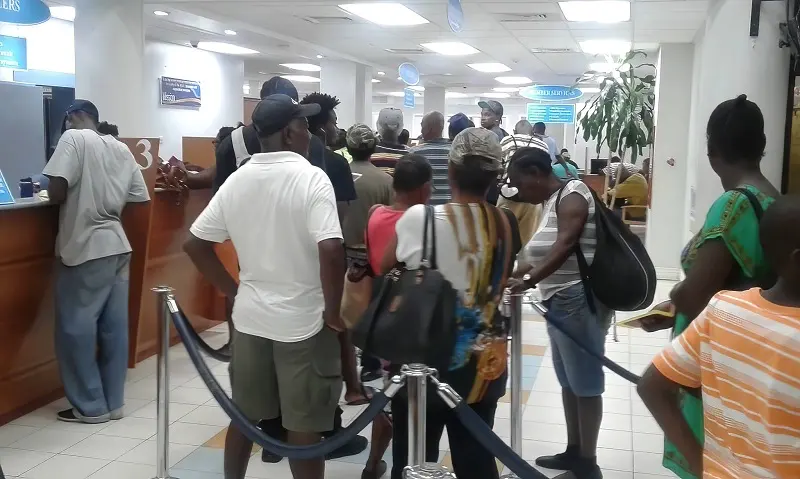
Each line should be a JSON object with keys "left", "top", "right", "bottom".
{"left": 449, "top": 112, "right": 471, "bottom": 136}
{"left": 66, "top": 99, "right": 99, "bottom": 121}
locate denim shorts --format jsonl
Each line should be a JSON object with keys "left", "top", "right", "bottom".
{"left": 543, "top": 283, "right": 611, "bottom": 397}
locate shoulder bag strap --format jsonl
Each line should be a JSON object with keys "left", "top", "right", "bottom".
{"left": 733, "top": 187, "right": 764, "bottom": 220}
{"left": 491, "top": 205, "right": 515, "bottom": 293}
{"left": 557, "top": 180, "right": 597, "bottom": 313}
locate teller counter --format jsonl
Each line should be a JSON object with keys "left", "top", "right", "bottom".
{"left": 0, "top": 137, "right": 234, "bottom": 424}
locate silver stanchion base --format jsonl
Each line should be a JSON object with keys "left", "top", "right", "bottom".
{"left": 499, "top": 474, "right": 520, "bottom": 479}
{"left": 403, "top": 463, "right": 456, "bottom": 478}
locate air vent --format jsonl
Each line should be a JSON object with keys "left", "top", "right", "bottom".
{"left": 301, "top": 16, "right": 354, "bottom": 24}
{"left": 497, "top": 13, "right": 549, "bottom": 22}
{"left": 531, "top": 47, "right": 577, "bottom": 53}
{"left": 384, "top": 48, "right": 426, "bottom": 55}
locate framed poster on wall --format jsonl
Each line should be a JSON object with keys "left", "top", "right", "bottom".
{"left": 160, "top": 77, "right": 201, "bottom": 109}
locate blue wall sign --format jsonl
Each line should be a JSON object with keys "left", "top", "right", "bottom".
{"left": 398, "top": 63, "right": 420, "bottom": 86}
{"left": 160, "top": 76, "right": 201, "bottom": 109}
{"left": 0, "top": 169, "right": 15, "bottom": 206}
{"left": 526, "top": 104, "right": 575, "bottom": 124}
{"left": 519, "top": 85, "right": 583, "bottom": 102}
{"left": 0, "top": 34, "right": 26, "bottom": 69}
{"left": 0, "top": 0, "right": 51, "bottom": 26}
{"left": 447, "top": 0, "right": 464, "bottom": 33}
{"left": 403, "top": 88, "right": 415, "bottom": 108}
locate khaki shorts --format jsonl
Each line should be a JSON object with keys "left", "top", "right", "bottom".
{"left": 230, "top": 328, "right": 342, "bottom": 433}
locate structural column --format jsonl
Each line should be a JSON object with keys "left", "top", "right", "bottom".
{"left": 423, "top": 87, "right": 446, "bottom": 116}
{"left": 74, "top": 0, "right": 145, "bottom": 136}
{"left": 646, "top": 44, "right": 694, "bottom": 280}
{"left": 320, "top": 59, "right": 373, "bottom": 128}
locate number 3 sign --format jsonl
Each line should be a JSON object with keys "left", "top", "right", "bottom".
{"left": 120, "top": 137, "right": 160, "bottom": 193}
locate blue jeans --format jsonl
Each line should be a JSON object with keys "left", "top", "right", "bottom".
{"left": 543, "top": 283, "right": 611, "bottom": 397}
{"left": 55, "top": 253, "right": 130, "bottom": 418}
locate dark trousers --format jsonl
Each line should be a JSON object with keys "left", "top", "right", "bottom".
{"left": 390, "top": 386, "right": 501, "bottom": 479}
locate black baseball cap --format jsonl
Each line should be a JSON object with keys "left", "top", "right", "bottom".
{"left": 252, "top": 94, "right": 320, "bottom": 136}
{"left": 66, "top": 99, "right": 99, "bottom": 121}
{"left": 478, "top": 100, "right": 504, "bottom": 116}
{"left": 260, "top": 76, "right": 298, "bottom": 101}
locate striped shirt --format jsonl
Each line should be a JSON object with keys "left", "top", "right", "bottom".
{"left": 370, "top": 142, "right": 407, "bottom": 176}
{"left": 653, "top": 289, "right": 800, "bottom": 479}
{"left": 500, "top": 134, "right": 555, "bottom": 168}
{"left": 410, "top": 138, "right": 451, "bottom": 205}
{"left": 525, "top": 180, "right": 595, "bottom": 299}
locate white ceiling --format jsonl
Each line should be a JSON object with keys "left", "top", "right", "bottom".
{"left": 57, "top": 0, "right": 711, "bottom": 93}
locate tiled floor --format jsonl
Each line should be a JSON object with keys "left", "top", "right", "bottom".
{"left": 0, "top": 282, "right": 677, "bottom": 479}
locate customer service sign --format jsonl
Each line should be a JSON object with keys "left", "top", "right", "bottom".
{"left": 0, "top": 0, "right": 51, "bottom": 25}
{"left": 0, "top": 35, "right": 26, "bottom": 69}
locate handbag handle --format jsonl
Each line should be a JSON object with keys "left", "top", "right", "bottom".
{"left": 420, "top": 205, "right": 438, "bottom": 269}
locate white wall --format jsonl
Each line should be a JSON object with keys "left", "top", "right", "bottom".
{"left": 646, "top": 44, "right": 694, "bottom": 279}
{"left": 0, "top": 17, "right": 74, "bottom": 81}
{"left": 144, "top": 42, "right": 244, "bottom": 160}
{"left": 685, "top": 0, "right": 790, "bottom": 233}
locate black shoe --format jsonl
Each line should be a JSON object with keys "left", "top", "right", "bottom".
{"left": 261, "top": 449, "right": 283, "bottom": 463}
{"left": 361, "top": 460, "right": 388, "bottom": 479}
{"left": 535, "top": 446, "right": 580, "bottom": 470}
{"left": 360, "top": 369, "right": 383, "bottom": 383}
{"left": 553, "top": 458, "right": 602, "bottom": 479}
{"left": 325, "top": 435, "right": 368, "bottom": 460}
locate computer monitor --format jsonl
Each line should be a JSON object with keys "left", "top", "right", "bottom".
{"left": 590, "top": 158, "right": 608, "bottom": 175}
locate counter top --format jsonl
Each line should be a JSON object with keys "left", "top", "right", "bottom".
{"left": 0, "top": 197, "right": 51, "bottom": 212}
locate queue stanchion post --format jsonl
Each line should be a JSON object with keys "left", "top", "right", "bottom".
{"left": 152, "top": 286, "right": 178, "bottom": 479}
{"left": 499, "top": 292, "right": 524, "bottom": 479}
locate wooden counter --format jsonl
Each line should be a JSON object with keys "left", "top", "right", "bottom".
{"left": 0, "top": 137, "right": 233, "bottom": 424}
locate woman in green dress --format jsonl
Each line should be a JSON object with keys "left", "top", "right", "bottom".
{"left": 638, "top": 94, "right": 779, "bottom": 478}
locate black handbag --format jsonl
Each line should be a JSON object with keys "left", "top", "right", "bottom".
{"left": 352, "top": 205, "right": 459, "bottom": 372}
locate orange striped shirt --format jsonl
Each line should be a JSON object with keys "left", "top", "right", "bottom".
{"left": 653, "top": 288, "right": 800, "bottom": 479}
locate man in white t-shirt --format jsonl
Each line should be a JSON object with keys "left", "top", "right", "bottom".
{"left": 184, "top": 94, "right": 347, "bottom": 479}
{"left": 43, "top": 100, "right": 150, "bottom": 424}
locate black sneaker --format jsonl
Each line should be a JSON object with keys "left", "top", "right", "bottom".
{"left": 261, "top": 449, "right": 283, "bottom": 463}
{"left": 535, "top": 446, "right": 580, "bottom": 470}
{"left": 325, "top": 435, "right": 368, "bottom": 460}
{"left": 361, "top": 460, "right": 388, "bottom": 479}
{"left": 360, "top": 369, "right": 383, "bottom": 383}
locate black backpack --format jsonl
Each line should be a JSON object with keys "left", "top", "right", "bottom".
{"left": 557, "top": 181, "right": 656, "bottom": 312}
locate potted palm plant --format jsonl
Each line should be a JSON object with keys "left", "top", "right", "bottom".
{"left": 575, "top": 50, "right": 657, "bottom": 164}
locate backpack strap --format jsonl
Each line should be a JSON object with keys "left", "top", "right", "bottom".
{"left": 556, "top": 180, "right": 598, "bottom": 314}
{"left": 231, "top": 126, "right": 252, "bottom": 167}
{"left": 420, "top": 205, "right": 438, "bottom": 269}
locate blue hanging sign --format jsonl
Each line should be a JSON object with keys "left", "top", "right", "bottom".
{"left": 0, "top": 0, "right": 51, "bottom": 26}
{"left": 160, "top": 76, "right": 202, "bottom": 109}
{"left": 0, "top": 168, "right": 15, "bottom": 206}
{"left": 447, "top": 0, "right": 464, "bottom": 33}
{"left": 0, "top": 34, "right": 26, "bottom": 69}
{"left": 398, "top": 63, "right": 420, "bottom": 86}
{"left": 526, "top": 104, "right": 575, "bottom": 124}
{"left": 403, "top": 88, "right": 415, "bottom": 108}
{"left": 519, "top": 85, "right": 583, "bottom": 102}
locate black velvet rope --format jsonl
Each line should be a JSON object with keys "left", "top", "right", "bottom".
{"left": 170, "top": 307, "right": 389, "bottom": 459}
{"left": 451, "top": 402, "right": 548, "bottom": 479}
{"left": 176, "top": 304, "right": 232, "bottom": 363}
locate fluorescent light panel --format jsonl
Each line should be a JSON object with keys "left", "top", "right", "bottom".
{"left": 495, "top": 76, "right": 533, "bottom": 85}
{"left": 408, "top": 85, "right": 425, "bottom": 92}
{"left": 467, "top": 63, "right": 511, "bottom": 73}
{"left": 579, "top": 87, "right": 601, "bottom": 93}
{"left": 445, "top": 91, "right": 469, "bottom": 98}
{"left": 339, "top": 3, "right": 429, "bottom": 26}
{"left": 280, "top": 63, "right": 321, "bottom": 72}
{"left": 559, "top": 1, "right": 630, "bottom": 23}
{"left": 421, "top": 42, "right": 479, "bottom": 56}
{"left": 49, "top": 6, "right": 75, "bottom": 21}
{"left": 482, "top": 93, "right": 510, "bottom": 99}
{"left": 224, "top": 29, "right": 237, "bottom": 36}
{"left": 372, "top": 79, "right": 381, "bottom": 83}
{"left": 281, "top": 75, "right": 320, "bottom": 83}
{"left": 579, "top": 39, "right": 631, "bottom": 55}
{"left": 153, "top": 10, "right": 169, "bottom": 16}
{"left": 492, "top": 87, "right": 520, "bottom": 93}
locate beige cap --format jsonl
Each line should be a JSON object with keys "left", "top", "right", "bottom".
{"left": 449, "top": 127, "right": 503, "bottom": 172}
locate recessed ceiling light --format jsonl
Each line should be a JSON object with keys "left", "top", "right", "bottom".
{"left": 196, "top": 42, "right": 258, "bottom": 55}
{"left": 579, "top": 87, "right": 601, "bottom": 93}
{"left": 339, "top": 3, "right": 429, "bottom": 26}
{"left": 224, "top": 29, "right": 237, "bottom": 36}
{"left": 445, "top": 91, "right": 469, "bottom": 98}
{"left": 49, "top": 6, "right": 75, "bottom": 21}
{"left": 408, "top": 85, "right": 425, "bottom": 92}
{"left": 153, "top": 10, "right": 169, "bottom": 16}
{"left": 467, "top": 63, "right": 511, "bottom": 73}
{"left": 421, "top": 42, "right": 479, "bottom": 56}
{"left": 316, "top": 54, "right": 324, "bottom": 59}
{"left": 495, "top": 76, "right": 533, "bottom": 85}
{"left": 492, "top": 87, "right": 520, "bottom": 93}
{"left": 579, "top": 39, "right": 631, "bottom": 55}
{"left": 377, "top": 71, "right": 386, "bottom": 76}
{"left": 386, "top": 92, "right": 405, "bottom": 97}
{"left": 588, "top": 62, "right": 618, "bottom": 72}
{"left": 280, "top": 63, "right": 322, "bottom": 72}
{"left": 559, "top": 1, "right": 630, "bottom": 23}
{"left": 482, "top": 92, "right": 511, "bottom": 99}
{"left": 372, "top": 79, "right": 381, "bottom": 83}
{"left": 281, "top": 75, "right": 320, "bottom": 83}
